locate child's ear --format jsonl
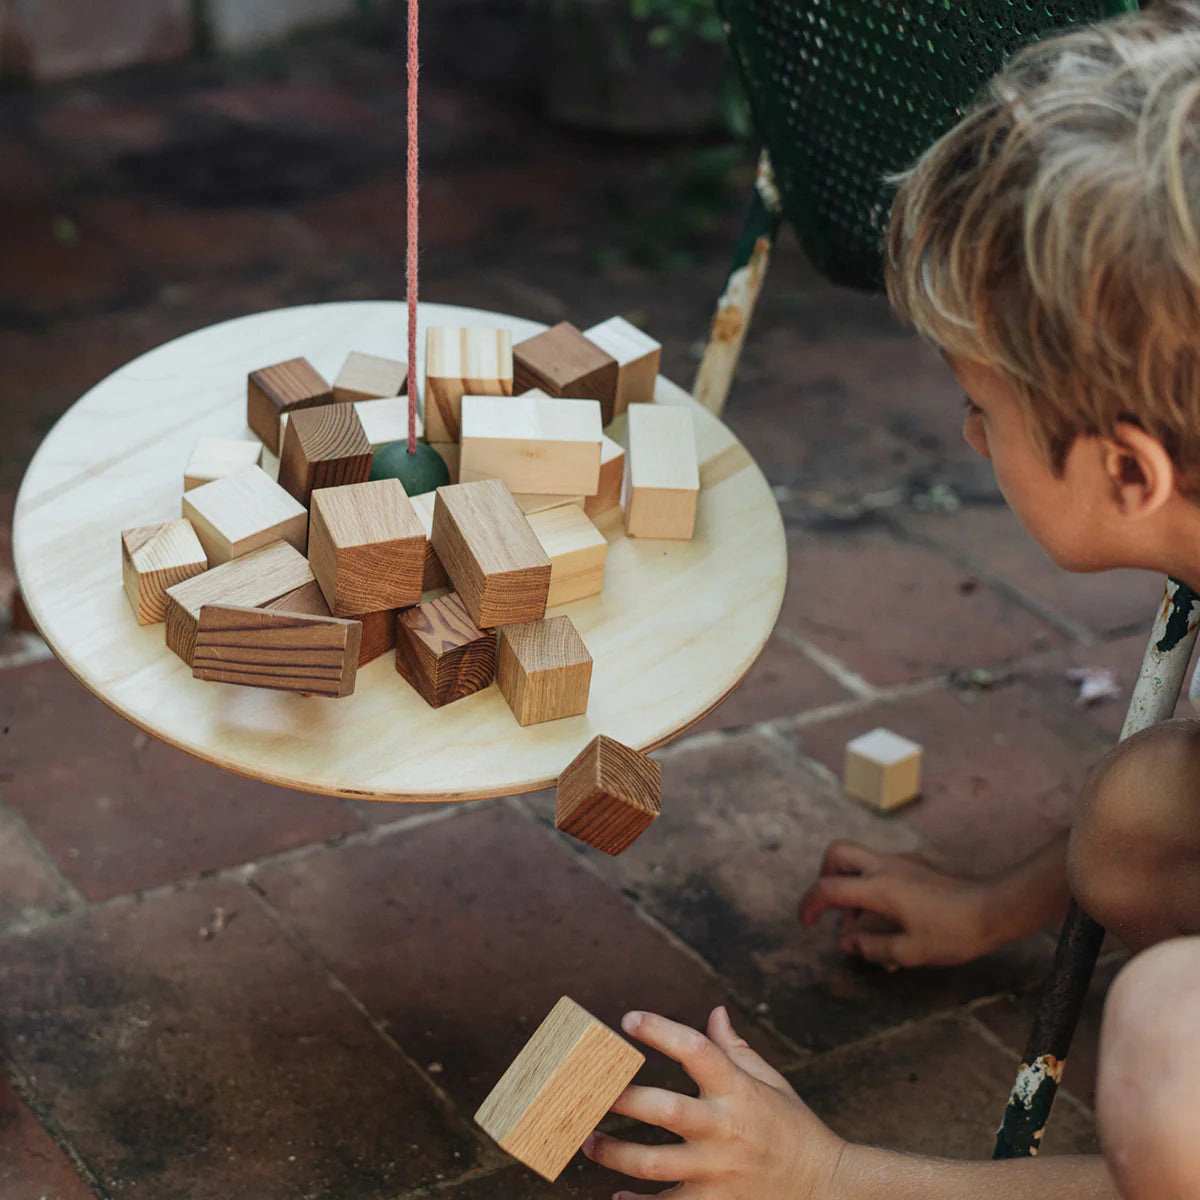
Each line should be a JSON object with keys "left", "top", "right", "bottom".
{"left": 1101, "top": 420, "right": 1176, "bottom": 517}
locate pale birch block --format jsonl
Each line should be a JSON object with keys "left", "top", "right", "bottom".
{"left": 184, "top": 436, "right": 263, "bottom": 491}
{"left": 584, "top": 316, "right": 661, "bottom": 416}
{"left": 333, "top": 351, "right": 407, "bottom": 403}
{"left": 623, "top": 403, "right": 699, "bottom": 540}
{"left": 182, "top": 465, "right": 308, "bottom": 565}
{"left": 354, "top": 396, "right": 422, "bottom": 450}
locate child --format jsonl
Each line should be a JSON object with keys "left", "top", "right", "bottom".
{"left": 585, "top": 3, "right": 1200, "bottom": 1194}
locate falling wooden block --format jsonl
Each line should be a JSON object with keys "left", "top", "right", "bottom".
{"left": 429, "top": 441, "right": 460, "bottom": 483}
{"left": 192, "top": 603, "right": 362, "bottom": 697}
{"left": 355, "top": 397, "right": 422, "bottom": 450}
{"left": 583, "top": 435, "right": 625, "bottom": 519}
{"left": 513, "top": 492, "right": 586, "bottom": 516}
{"left": 308, "top": 478, "right": 425, "bottom": 616}
{"left": 121, "top": 519, "right": 208, "bottom": 625}
{"left": 332, "top": 351, "right": 407, "bottom": 403}
{"left": 409, "top": 491, "right": 449, "bottom": 591}
{"left": 513, "top": 322, "right": 619, "bottom": 424}
{"left": 583, "top": 316, "right": 661, "bottom": 416}
{"left": 184, "top": 436, "right": 263, "bottom": 492}
{"left": 165, "top": 540, "right": 314, "bottom": 665}
{"left": 497, "top": 616, "right": 592, "bottom": 726}
{"left": 476, "top": 996, "right": 644, "bottom": 1182}
{"left": 460, "top": 395, "right": 603, "bottom": 496}
{"left": 556, "top": 735, "right": 662, "bottom": 855}
{"left": 261, "top": 583, "right": 393, "bottom": 667}
{"left": 424, "top": 327, "right": 514, "bottom": 443}
{"left": 843, "top": 728, "right": 923, "bottom": 811}
{"left": 395, "top": 591, "right": 497, "bottom": 708}
{"left": 182, "top": 465, "right": 308, "bottom": 565}
{"left": 247, "top": 357, "right": 333, "bottom": 454}
{"left": 527, "top": 505, "right": 607, "bottom": 608}
{"left": 277, "top": 402, "right": 373, "bottom": 506}
{"left": 623, "top": 403, "right": 699, "bottom": 541}
{"left": 431, "top": 480, "right": 551, "bottom": 628}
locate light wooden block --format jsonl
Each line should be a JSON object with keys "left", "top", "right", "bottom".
{"left": 623, "top": 403, "right": 699, "bottom": 541}
{"left": 424, "top": 327, "right": 514, "bottom": 443}
{"left": 583, "top": 316, "right": 661, "bottom": 416}
{"left": 431, "top": 480, "right": 551, "bottom": 629}
{"left": 192, "top": 603, "right": 362, "bottom": 698}
{"left": 261, "top": 583, "right": 393, "bottom": 667}
{"left": 513, "top": 322, "right": 619, "bottom": 424}
{"left": 583, "top": 435, "right": 625, "bottom": 519}
{"left": 527, "top": 505, "right": 607, "bottom": 608}
{"left": 843, "top": 728, "right": 923, "bottom": 811}
{"left": 165, "top": 540, "right": 314, "bottom": 665}
{"left": 459, "top": 394, "right": 603, "bottom": 496}
{"left": 409, "top": 491, "right": 449, "bottom": 591}
{"left": 277, "top": 402, "right": 373, "bottom": 506}
{"left": 184, "top": 436, "right": 263, "bottom": 492}
{"left": 556, "top": 735, "right": 662, "bottom": 855}
{"left": 513, "top": 492, "right": 586, "bottom": 516}
{"left": 497, "top": 616, "right": 592, "bottom": 726}
{"left": 395, "top": 591, "right": 497, "bottom": 708}
{"left": 247, "top": 357, "right": 332, "bottom": 454}
{"left": 355, "top": 396, "right": 422, "bottom": 450}
{"left": 429, "top": 441, "right": 460, "bottom": 483}
{"left": 475, "top": 996, "right": 644, "bottom": 1182}
{"left": 121, "top": 519, "right": 207, "bottom": 625}
{"left": 332, "top": 351, "right": 407, "bottom": 403}
{"left": 182, "top": 465, "right": 308, "bottom": 565}
{"left": 308, "top": 478, "right": 425, "bottom": 616}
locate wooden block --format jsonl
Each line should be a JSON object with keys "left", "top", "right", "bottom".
{"left": 513, "top": 322, "right": 619, "bottom": 424}
{"left": 431, "top": 480, "right": 551, "bottom": 629}
{"left": 583, "top": 435, "right": 625, "bottom": 519}
{"left": 247, "top": 357, "right": 332, "bottom": 454}
{"left": 513, "top": 492, "right": 586, "bottom": 516}
{"left": 843, "top": 728, "right": 923, "bottom": 811}
{"left": 332, "top": 351, "right": 407, "bottom": 403}
{"left": 623, "top": 403, "right": 699, "bottom": 541}
{"left": 408, "top": 491, "right": 449, "bottom": 591}
{"left": 556, "top": 735, "right": 662, "bottom": 855}
{"left": 121, "top": 519, "right": 207, "bottom": 625}
{"left": 424, "top": 327, "right": 514, "bottom": 443}
{"left": 459, "top": 394, "right": 603, "bottom": 496}
{"left": 526, "top": 505, "right": 607, "bottom": 608}
{"left": 165, "top": 540, "right": 314, "bottom": 665}
{"left": 497, "top": 616, "right": 592, "bottom": 726}
{"left": 193, "top": 603, "right": 362, "bottom": 698}
{"left": 182, "top": 465, "right": 308, "bottom": 565}
{"left": 184, "top": 436, "right": 263, "bottom": 491}
{"left": 475, "top": 996, "right": 644, "bottom": 1182}
{"left": 429, "top": 441, "right": 460, "bottom": 483}
{"left": 261, "top": 579, "right": 331, "bottom": 618}
{"left": 262, "top": 583, "right": 393, "bottom": 667}
{"left": 308, "top": 478, "right": 425, "bottom": 616}
{"left": 395, "top": 591, "right": 497, "bottom": 708}
{"left": 355, "top": 397, "right": 422, "bottom": 450}
{"left": 583, "top": 316, "right": 661, "bottom": 416}
{"left": 277, "top": 402, "right": 373, "bottom": 506}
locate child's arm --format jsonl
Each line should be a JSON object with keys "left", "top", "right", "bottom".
{"left": 585, "top": 1007, "right": 1118, "bottom": 1200}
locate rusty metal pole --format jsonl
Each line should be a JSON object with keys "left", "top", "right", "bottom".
{"left": 993, "top": 577, "right": 1200, "bottom": 1159}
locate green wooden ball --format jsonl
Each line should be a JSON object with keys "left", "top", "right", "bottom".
{"left": 369, "top": 440, "right": 451, "bottom": 496}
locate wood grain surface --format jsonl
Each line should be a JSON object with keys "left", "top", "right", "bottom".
{"left": 247, "top": 356, "right": 331, "bottom": 453}
{"left": 395, "top": 591, "right": 496, "bottom": 708}
{"left": 513, "top": 321, "right": 619, "bottom": 424}
{"left": 497, "top": 616, "right": 592, "bottom": 726}
{"left": 277, "top": 402, "right": 373, "bottom": 506}
{"left": 555, "top": 734, "right": 661, "bottom": 856}
{"left": 425, "top": 327, "right": 513, "bottom": 443}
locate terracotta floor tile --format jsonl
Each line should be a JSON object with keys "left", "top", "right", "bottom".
{"left": 0, "top": 1070, "right": 95, "bottom": 1200}
{"left": 0, "top": 804, "right": 73, "bottom": 928}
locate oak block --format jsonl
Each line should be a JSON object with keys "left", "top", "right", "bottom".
{"left": 247, "top": 357, "right": 332, "bottom": 454}
{"left": 395, "top": 591, "right": 497, "bottom": 708}
{"left": 121, "top": 519, "right": 208, "bottom": 625}
{"left": 277, "top": 402, "right": 373, "bottom": 506}
{"left": 513, "top": 322, "right": 619, "bottom": 424}
{"left": 262, "top": 583, "right": 393, "bottom": 667}
{"left": 555, "top": 735, "right": 661, "bottom": 855}
{"left": 497, "top": 616, "right": 592, "bottom": 726}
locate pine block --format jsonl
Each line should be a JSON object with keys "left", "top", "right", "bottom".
{"left": 843, "top": 728, "right": 923, "bottom": 811}
{"left": 583, "top": 435, "right": 625, "bottom": 519}
{"left": 497, "top": 616, "right": 592, "bottom": 726}
{"left": 395, "top": 591, "right": 497, "bottom": 708}
{"left": 182, "top": 465, "right": 308, "bottom": 565}
{"left": 623, "top": 404, "right": 699, "bottom": 540}
{"left": 583, "top": 316, "right": 660, "bottom": 416}
{"left": 277, "top": 402, "right": 373, "bottom": 506}
{"left": 121, "top": 519, "right": 208, "bottom": 626}
{"left": 333, "top": 351, "right": 408, "bottom": 403}
{"left": 526, "top": 505, "right": 607, "bottom": 608}
{"left": 408, "top": 491, "right": 449, "bottom": 591}
{"left": 555, "top": 735, "right": 661, "bottom": 855}
{"left": 247, "top": 357, "right": 332, "bottom": 454}
{"left": 355, "top": 396, "right": 422, "bottom": 449}
{"left": 513, "top": 322, "right": 619, "bottom": 424}
{"left": 424, "top": 327, "right": 514, "bottom": 443}
{"left": 184, "top": 436, "right": 263, "bottom": 491}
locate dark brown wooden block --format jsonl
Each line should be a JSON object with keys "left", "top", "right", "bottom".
{"left": 262, "top": 583, "right": 394, "bottom": 667}
{"left": 555, "top": 735, "right": 661, "bottom": 855}
{"left": 395, "top": 592, "right": 496, "bottom": 707}
{"left": 247, "top": 357, "right": 332, "bottom": 454}
{"left": 513, "top": 322, "right": 619, "bottom": 424}
{"left": 277, "top": 403, "right": 373, "bottom": 506}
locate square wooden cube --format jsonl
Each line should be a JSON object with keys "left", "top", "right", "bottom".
{"left": 354, "top": 396, "right": 422, "bottom": 450}
{"left": 277, "top": 401, "right": 373, "bottom": 506}
{"left": 395, "top": 591, "right": 497, "bottom": 708}
{"left": 121, "top": 519, "right": 208, "bottom": 625}
{"left": 424, "top": 327, "right": 514, "bottom": 443}
{"left": 332, "top": 351, "right": 407, "bottom": 403}
{"left": 526, "top": 504, "right": 607, "bottom": 608}
{"left": 247, "top": 357, "right": 332, "bottom": 454}
{"left": 497, "top": 616, "right": 592, "bottom": 726}
{"left": 184, "top": 436, "right": 263, "bottom": 491}
{"left": 584, "top": 316, "right": 661, "bottom": 416}
{"left": 513, "top": 321, "right": 619, "bottom": 424}
{"left": 843, "top": 727, "right": 923, "bottom": 811}
{"left": 556, "top": 734, "right": 661, "bottom": 855}
{"left": 623, "top": 403, "right": 699, "bottom": 541}
{"left": 182, "top": 465, "right": 308, "bottom": 565}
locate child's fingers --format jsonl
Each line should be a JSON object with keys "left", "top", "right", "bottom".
{"left": 818, "top": 840, "right": 882, "bottom": 877}
{"left": 609, "top": 1084, "right": 710, "bottom": 1138}
{"left": 841, "top": 928, "right": 910, "bottom": 970}
{"left": 706, "top": 1006, "right": 794, "bottom": 1093}
{"left": 612, "top": 1187, "right": 686, "bottom": 1200}
{"left": 583, "top": 1130, "right": 694, "bottom": 1182}
{"left": 621, "top": 1012, "right": 736, "bottom": 1094}
{"left": 799, "top": 873, "right": 897, "bottom": 926}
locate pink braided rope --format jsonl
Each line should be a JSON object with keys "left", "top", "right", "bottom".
{"left": 406, "top": 0, "right": 419, "bottom": 455}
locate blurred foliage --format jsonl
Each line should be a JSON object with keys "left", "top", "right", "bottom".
{"left": 629, "top": 0, "right": 724, "bottom": 52}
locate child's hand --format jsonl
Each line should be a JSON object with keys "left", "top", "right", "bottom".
{"left": 582, "top": 1006, "right": 845, "bottom": 1200}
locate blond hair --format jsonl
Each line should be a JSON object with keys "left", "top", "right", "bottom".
{"left": 886, "top": 2, "right": 1200, "bottom": 488}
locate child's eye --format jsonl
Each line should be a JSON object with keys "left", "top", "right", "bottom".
{"left": 963, "top": 397, "right": 984, "bottom": 417}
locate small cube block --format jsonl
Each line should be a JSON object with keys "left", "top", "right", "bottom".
{"left": 355, "top": 396, "right": 422, "bottom": 450}
{"left": 121, "top": 519, "right": 208, "bottom": 625}
{"left": 556, "top": 735, "right": 661, "bottom": 855}
{"left": 583, "top": 316, "right": 661, "bottom": 416}
{"left": 623, "top": 403, "right": 699, "bottom": 540}
{"left": 583, "top": 434, "right": 625, "bottom": 519}
{"left": 497, "top": 616, "right": 592, "bottom": 726}
{"left": 247, "top": 357, "right": 332, "bottom": 454}
{"left": 182, "top": 465, "right": 308, "bottom": 565}
{"left": 526, "top": 504, "right": 607, "bottom": 608}
{"left": 184, "top": 436, "right": 263, "bottom": 491}
{"left": 424, "top": 327, "right": 514, "bottom": 443}
{"left": 513, "top": 322, "right": 619, "bottom": 424}
{"left": 277, "top": 402, "right": 373, "bottom": 506}
{"left": 843, "top": 728, "right": 923, "bottom": 811}
{"left": 332, "top": 351, "right": 408, "bottom": 403}
{"left": 395, "top": 591, "right": 497, "bottom": 708}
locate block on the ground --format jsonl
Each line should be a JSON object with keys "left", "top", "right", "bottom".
{"left": 182, "top": 464, "right": 308, "bottom": 565}
{"left": 843, "top": 728, "right": 923, "bottom": 811}
{"left": 513, "top": 322, "right": 619, "bottom": 424}
{"left": 247, "top": 357, "right": 332, "bottom": 454}
{"left": 475, "top": 995, "right": 644, "bottom": 1182}
{"left": 395, "top": 591, "right": 497, "bottom": 708}
{"left": 556, "top": 734, "right": 662, "bottom": 855}
{"left": 277, "top": 402, "right": 373, "bottom": 506}
{"left": 424, "top": 327, "right": 514, "bottom": 443}
{"left": 309, "top": 478, "right": 425, "bottom": 616}
{"left": 431, "top": 480, "right": 551, "bottom": 628}
{"left": 355, "top": 396, "right": 422, "bottom": 449}
{"left": 584, "top": 435, "right": 625, "bottom": 519}
{"left": 460, "top": 394, "right": 603, "bottom": 496}
{"left": 584, "top": 316, "right": 660, "bottom": 416}
{"left": 121, "top": 519, "right": 207, "bottom": 625}
{"left": 333, "top": 351, "right": 408, "bottom": 403}
{"left": 623, "top": 403, "right": 699, "bottom": 541}
{"left": 497, "top": 616, "right": 592, "bottom": 726}
{"left": 184, "top": 436, "right": 263, "bottom": 491}
{"left": 527, "top": 504, "right": 607, "bottom": 608}
{"left": 409, "top": 491, "right": 449, "bottom": 591}
{"left": 193, "top": 603, "right": 362, "bottom": 698}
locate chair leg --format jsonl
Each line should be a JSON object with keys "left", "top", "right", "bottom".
{"left": 692, "top": 150, "right": 783, "bottom": 416}
{"left": 993, "top": 577, "right": 1200, "bottom": 1159}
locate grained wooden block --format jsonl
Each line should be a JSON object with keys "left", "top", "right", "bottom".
{"left": 182, "top": 465, "right": 308, "bottom": 565}
{"left": 262, "top": 582, "right": 393, "bottom": 667}
{"left": 355, "top": 396, "right": 422, "bottom": 450}
{"left": 247, "top": 357, "right": 332, "bottom": 454}
{"left": 121, "top": 519, "right": 207, "bottom": 625}
{"left": 193, "top": 603, "right": 362, "bottom": 698}
{"left": 261, "top": 579, "right": 331, "bottom": 618}
{"left": 584, "top": 316, "right": 661, "bottom": 416}
{"left": 513, "top": 322, "right": 619, "bottom": 424}
{"left": 497, "top": 616, "right": 592, "bottom": 726}
{"left": 184, "top": 436, "right": 263, "bottom": 491}
{"left": 395, "top": 591, "right": 496, "bottom": 708}
{"left": 555, "top": 735, "right": 661, "bottom": 855}
{"left": 408, "top": 491, "right": 449, "bottom": 591}
{"left": 583, "top": 435, "right": 625, "bottom": 519}
{"left": 844, "top": 728, "right": 923, "bottom": 811}
{"left": 333, "top": 351, "right": 407, "bottom": 403}
{"left": 277, "top": 402, "right": 373, "bottom": 506}
{"left": 424, "top": 327, "right": 513, "bottom": 443}
{"left": 476, "top": 996, "right": 644, "bottom": 1182}
{"left": 623, "top": 403, "right": 699, "bottom": 541}
{"left": 513, "top": 492, "right": 586, "bottom": 516}
{"left": 526, "top": 504, "right": 607, "bottom": 608}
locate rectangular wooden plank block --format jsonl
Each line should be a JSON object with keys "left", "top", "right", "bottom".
{"left": 277, "top": 402, "right": 373, "bottom": 506}
{"left": 513, "top": 322, "right": 619, "bottom": 424}
{"left": 261, "top": 584, "right": 393, "bottom": 666}
{"left": 424, "top": 327, "right": 514, "bottom": 443}
{"left": 333, "top": 351, "right": 407, "bottom": 403}
{"left": 184, "top": 436, "right": 263, "bottom": 491}
{"left": 182, "top": 465, "right": 308, "bottom": 566}
{"left": 247, "top": 357, "right": 332, "bottom": 454}
{"left": 583, "top": 434, "right": 625, "bottom": 519}
{"left": 556, "top": 735, "right": 661, "bottom": 855}
{"left": 623, "top": 403, "right": 699, "bottom": 541}
{"left": 476, "top": 996, "right": 644, "bottom": 1182}
{"left": 193, "top": 603, "right": 362, "bottom": 697}
{"left": 122, "top": 519, "right": 208, "bottom": 625}
{"left": 395, "top": 591, "right": 496, "bottom": 708}
{"left": 497, "top": 616, "right": 592, "bottom": 726}
{"left": 844, "top": 727, "right": 923, "bottom": 811}
{"left": 583, "top": 316, "right": 661, "bottom": 416}
{"left": 526, "top": 505, "right": 607, "bottom": 608}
